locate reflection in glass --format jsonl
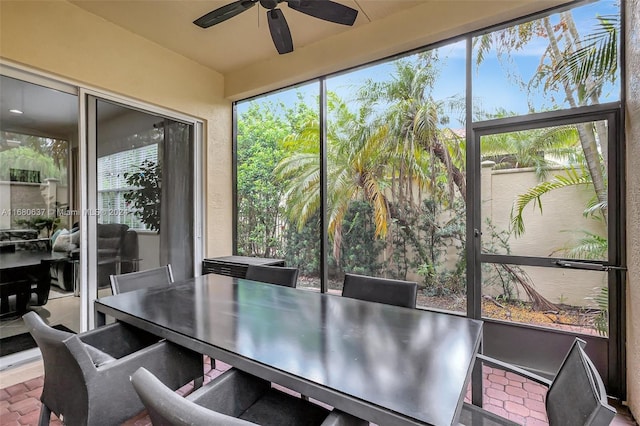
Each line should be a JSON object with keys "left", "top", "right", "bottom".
{"left": 1, "top": 131, "right": 70, "bottom": 232}
{"left": 96, "top": 100, "right": 194, "bottom": 283}
{"left": 0, "top": 75, "right": 78, "bottom": 340}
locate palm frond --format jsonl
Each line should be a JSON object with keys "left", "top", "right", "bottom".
{"left": 511, "top": 167, "right": 591, "bottom": 236}
{"left": 567, "top": 231, "right": 607, "bottom": 260}
{"left": 552, "top": 15, "right": 619, "bottom": 89}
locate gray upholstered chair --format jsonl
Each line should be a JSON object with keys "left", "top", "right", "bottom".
{"left": 131, "top": 366, "right": 368, "bottom": 426}
{"left": 23, "top": 311, "right": 204, "bottom": 426}
{"left": 110, "top": 264, "right": 174, "bottom": 295}
{"left": 110, "top": 264, "right": 214, "bottom": 370}
{"left": 245, "top": 264, "right": 299, "bottom": 288}
{"left": 342, "top": 273, "right": 418, "bottom": 308}
{"left": 459, "top": 338, "right": 616, "bottom": 426}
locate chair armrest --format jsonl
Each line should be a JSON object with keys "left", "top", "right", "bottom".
{"left": 96, "top": 340, "right": 203, "bottom": 388}
{"left": 476, "top": 354, "right": 552, "bottom": 387}
{"left": 67, "top": 340, "right": 202, "bottom": 424}
{"left": 321, "top": 410, "right": 369, "bottom": 426}
{"left": 131, "top": 367, "right": 257, "bottom": 426}
{"left": 188, "top": 368, "right": 270, "bottom": 417}
{"left": 79, "top": 322, "right": 161, "bottom": 358}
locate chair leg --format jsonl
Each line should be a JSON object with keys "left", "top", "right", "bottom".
{"left": 38, "top": 403, "right": 52, "bottom": 426}
{"left": 203, "top": 355, "right": 216, "bottom": 374}
{"left": 194, "top": 376, "right": 204, "bottom": 389}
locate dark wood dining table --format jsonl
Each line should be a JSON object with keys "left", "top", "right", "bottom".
{"left": 95, "top": 273, "right": 483, "bottom": 426}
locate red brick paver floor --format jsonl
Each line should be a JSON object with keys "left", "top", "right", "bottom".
{"left": 1, "top": 358, "right": 637, "bottom": 425}
{"left": 464, "top": 365, "right": 636, "bottom": 426}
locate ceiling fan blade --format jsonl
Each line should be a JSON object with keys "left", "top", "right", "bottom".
{"left": 193, "top": 0, "right": 258, "bottom": 28}
{"left": 267, "top": 9, "right": 294, "bottom": 54}
{"left": 287, "top": 0, "right": 358, "bottom": 26}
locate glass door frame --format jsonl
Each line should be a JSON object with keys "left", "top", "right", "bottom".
{"left": 0, "top": 62, "right": 80, "bottom": 367}
{"left": 81, "top": 89, "right": 205, "bottom": 330}
{"left": 467, "top": 101, "right": 626, "bottom": 397}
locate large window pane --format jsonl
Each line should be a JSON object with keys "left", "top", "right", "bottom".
{"left": 235, "top": 83, "right": 320, "bottom": 289}
{"left": 480, "top": 120, "right": 609, "bottom": 261}
{"left": 326, "top": 42, "right": 467, "bottom": 312}
{"left": 473, "top": 0, "right": 620, "bottom": 119}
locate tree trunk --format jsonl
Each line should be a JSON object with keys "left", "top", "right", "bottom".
{"left": 562, "top": 12, "right": 611, "bottom": 172}
{"left": 543, "top": 17, "right": 608, "bottom": 219}
{"left": 424, "top": 136, "right": 467, "bottom": 203}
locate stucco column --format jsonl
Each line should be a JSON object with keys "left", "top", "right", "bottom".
{"left": 43, "top": 178, "right": 59, "bottom": 217}
{"left": 625, "top": 0, "right": 640, "bottom": 418}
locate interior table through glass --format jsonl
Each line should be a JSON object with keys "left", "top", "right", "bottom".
{"left": 95, "top": 274, "right": 483, "bottom": 426}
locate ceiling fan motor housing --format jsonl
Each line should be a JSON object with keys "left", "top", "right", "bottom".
{"left": 260, "top": 0, "right": 279, "bottom": 9}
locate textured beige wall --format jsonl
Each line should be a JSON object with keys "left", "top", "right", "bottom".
{"left": 0, "top": 0, "right": 232, "bottom": 258}
{"left": 625, "top": 0, "right": 640, "bottom": 418}
{"left": 484, "top": 167, "right": 606, "bottom": 306}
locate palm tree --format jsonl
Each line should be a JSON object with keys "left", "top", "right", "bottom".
{"left": 475, "top": 8, "right": 619, "bottom": 223}
{"left": 278, "top": 49, "right": 471, "bottom": 262}
{"left": 356, "top": 52, "right": 467, "bottom": 205}
{"left": 276, "top": 92, "right": 393, "bottom": 260}
{"left": 505, "top": 10, "right": 618, "bottom": 235}
{"left": 480, "top": 119, "right": 582, "bottom": 179}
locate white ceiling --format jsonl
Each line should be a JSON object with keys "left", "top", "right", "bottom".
{"left": 0, "top": 76, "right": 137, "bottom": 141}
{"left": 69, "top": 0, "right": 424, "bottom": 74}
{"left": 0, "top": 76, "right": 78, "bottom": 140}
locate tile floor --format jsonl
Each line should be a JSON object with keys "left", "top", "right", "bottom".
{"left": 0, "top": 291, "right": 81, "bottom": 341}
{"left": 0, "top": 356, "right": 637, "bottom": 426}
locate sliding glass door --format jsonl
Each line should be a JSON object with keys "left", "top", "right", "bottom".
{"left": 84, "top": 95, "right": 197, "bottom": 325}
{"left": 0, "top": 73, "right": 80, "bottom": 360}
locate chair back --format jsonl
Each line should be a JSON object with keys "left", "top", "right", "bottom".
{"left": 546, "top": 338, "right": 616, "bottom": 426}
{"left": 342, "top": 273, "right": 418, "bottom": 308}
{"left": 22, "top": 312, "right": 90, "bottom": 422}
{"left": 131, "top": 367, "right": 256, "bottom": 426}
{"left": 245, "top": 264, "right": 299, "bottom": 288}
{"left": 110, "top": 264, "right": 174, "bottom": 295}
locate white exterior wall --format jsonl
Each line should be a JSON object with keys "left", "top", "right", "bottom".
{"left": 483, "top": 166, "right": 606, "bottom": 306}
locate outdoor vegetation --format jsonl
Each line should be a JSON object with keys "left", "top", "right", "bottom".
{"left": 0, "top": 132, "right": 68, "bottom": 184}
{"left": 235, "top": 0, "right": 619, "bottom": 335}
{"left": 0, "top": 132, "right": 69, "bottom": 233}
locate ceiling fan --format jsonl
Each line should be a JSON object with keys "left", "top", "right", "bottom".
{"left": 194, "top": 0, "right": 358, "bottom": 54}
